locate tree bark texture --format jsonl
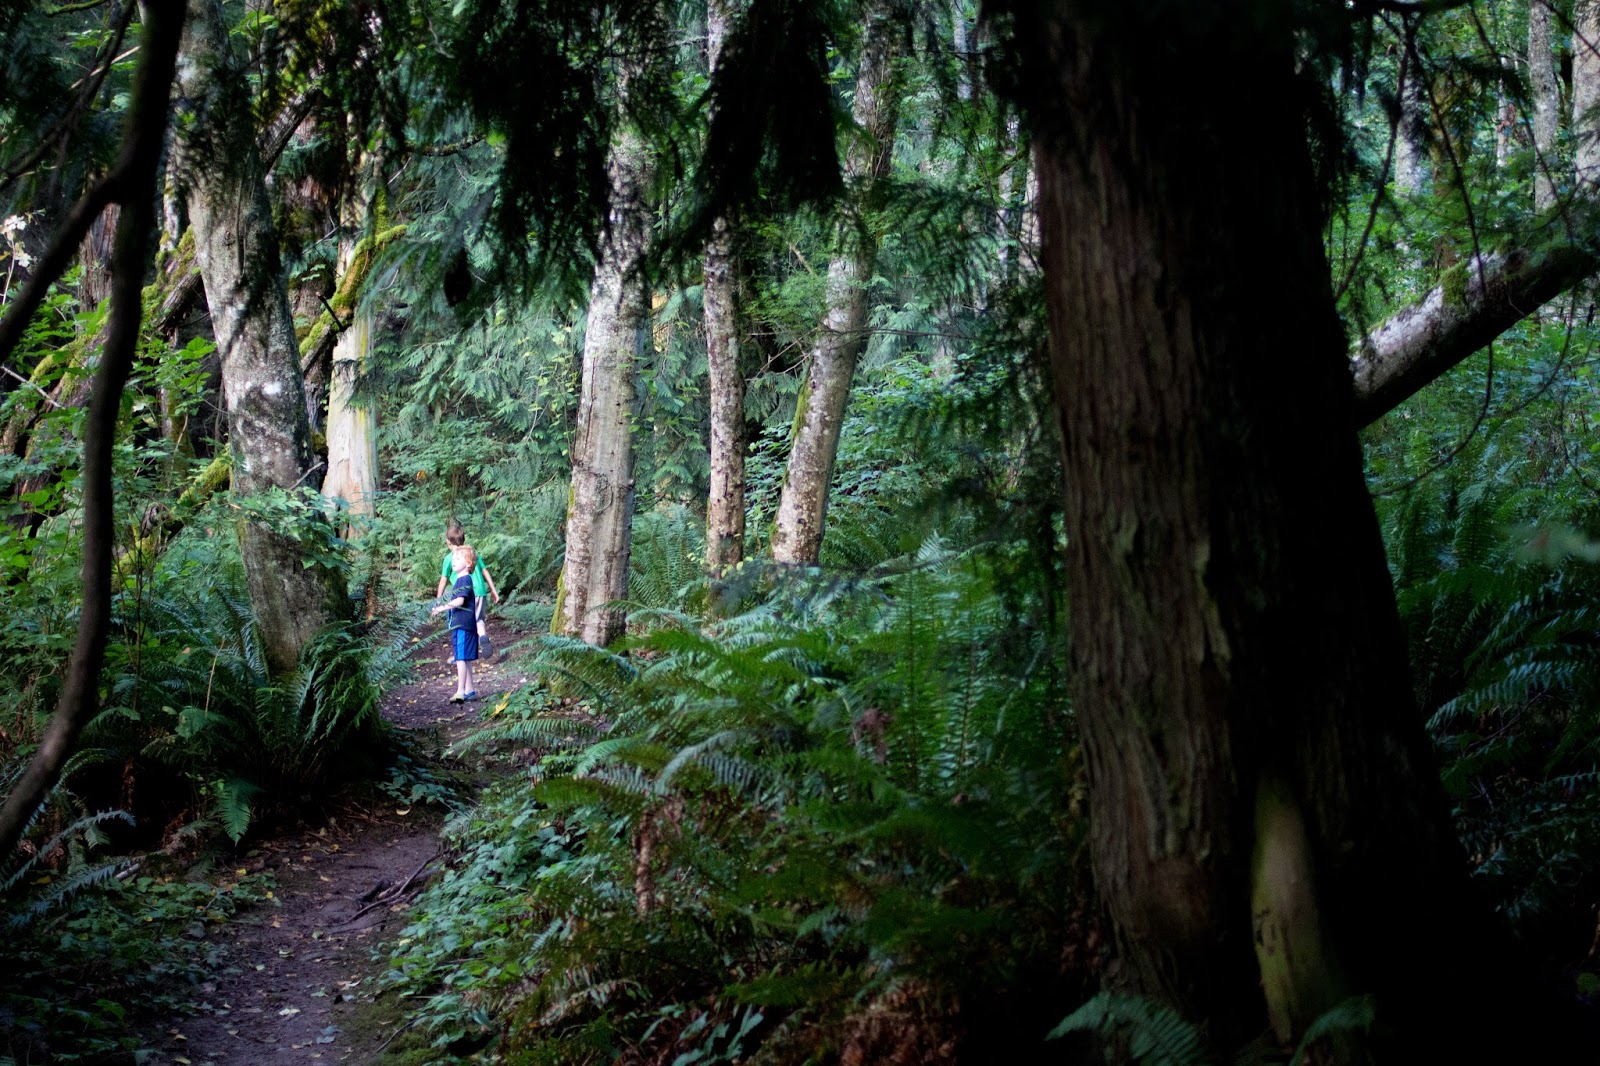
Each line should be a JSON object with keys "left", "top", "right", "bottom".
{"left": 1531, "top": 0, "right": 1561, "bottom": 211}
{"left": 770, "top": 9, "right": 899, "bottom": 566}
{"left": 1008, "top": 2, "right": 1513, "bottom": 1050}
{"left": 1577, "top": 1, "right": 1600, "bottom": 186}
{"left": 175, "top": 0, "right": 344, "bottom": 675}
{"left": 78, "top": 203, "right": 120, "bottom": 312}
{"left": 703, "top": 0, "right": 746, "bottom": 577}
{"left": 553, "top": 122, "right": 649, "bottom": 646}
{"left": 0, "top": 0, "right": 184, "bottom": 859}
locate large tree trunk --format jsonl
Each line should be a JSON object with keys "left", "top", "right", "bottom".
{"left": 320, "top": 294, "right": 376, "bottom": 522}
{"left": 703, "top": 0, "right": 746, "bottom": 577}
{"left": 1532, "top": 0, "right": 1560, "bottom": 211}
{"left": 1007, "top": 2, "right": 1522, "bottom": 1052}
{"left": 1392, "top": 44, "right": 1428, "bottom": 196}
{"left": 552, "top": 121, "right": 650, "bottom": 646}
{"left": 175, "top": 0, "right": 345, "bottom": 675}
{"left": 770, "top": 9, "right": 899, "bottom": 566}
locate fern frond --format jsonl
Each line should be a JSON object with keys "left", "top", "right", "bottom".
{"left": 1047, "top": 993, "right": 1208, "bottom": 1066}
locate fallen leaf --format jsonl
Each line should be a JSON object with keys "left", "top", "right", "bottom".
{"left": 278, "top": 1007, "right": 301, "bottom": 1017}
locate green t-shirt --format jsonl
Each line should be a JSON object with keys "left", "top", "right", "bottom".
{"left": 441, "top": 552, "right": 489, "bottom": 598}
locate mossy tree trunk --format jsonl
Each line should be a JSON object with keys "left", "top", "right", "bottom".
{"left": 553, "top": 117, "right": 650, "bottom": 646}
{"left": 1004, "top": 1, "right": 1523, "bottom": 1052}
{"left": 175, "top": 0, "right": 345, "bottom": 675}
{"left": 769, "top": 6, "right": 900, "bottom": 567}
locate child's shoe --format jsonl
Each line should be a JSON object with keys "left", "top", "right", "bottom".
{"left": 464, "top": 691, "right": 480, "bottom": 701}
{"left": 449, "top": 693, "right": 465, "bottom": 704}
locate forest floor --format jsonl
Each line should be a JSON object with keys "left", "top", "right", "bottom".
{"left": 136, "top": 618, "right": 529, "bottom": 1065}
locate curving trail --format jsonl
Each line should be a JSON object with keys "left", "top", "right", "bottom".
{"left": 141, "top": 620, "right": 526, "bottom": 1064}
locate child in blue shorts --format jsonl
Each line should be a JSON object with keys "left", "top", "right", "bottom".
{"left": 430, "top": 544, "right": 479, "bottom": 703}
{"left": 436, "top": 523, "right": 501, "bottom": 659}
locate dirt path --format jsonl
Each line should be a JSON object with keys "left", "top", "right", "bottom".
{"left": 140, "top": 620, "right": 527, "bottom": 1065}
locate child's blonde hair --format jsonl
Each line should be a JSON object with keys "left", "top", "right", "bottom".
{"left": 451, "top": 544, "right": 477, "bottom": 574}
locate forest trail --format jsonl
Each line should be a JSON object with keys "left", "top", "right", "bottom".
{"left": 138, "top": 619, "right": 529, "bottom": 1065}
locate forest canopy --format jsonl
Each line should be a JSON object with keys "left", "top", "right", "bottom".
{"left": 2, "top": 0, "right": 1600, "bottom": 1061}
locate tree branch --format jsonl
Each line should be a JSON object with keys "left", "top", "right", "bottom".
{"left": 1350, "top": 240, "right": 1599, "bottom": 426}
{"left": 0, "top": 0, "right": 186, "bottom": 861}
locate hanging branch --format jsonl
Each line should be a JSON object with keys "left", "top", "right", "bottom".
{"left": 0, "top": 0, "right": 187, "bottom": 861}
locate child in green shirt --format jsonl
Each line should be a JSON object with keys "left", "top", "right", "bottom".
{"left": 436, "top": 522, "right": 501, "bottom": 662}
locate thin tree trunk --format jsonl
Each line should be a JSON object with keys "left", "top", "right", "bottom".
{"left": 0, "top": 0, "right": 184, "bottom": 859}
{"left": 1393, "top": 47, "right": 1427, "bottom": 196}
{"left": 1009, "top": 2, "right": 1523, "bottom": 1052}
{"left": 703, "top": 0, "right": 745, "bottom": 577}
{"left": 1532, "top": 0, "right": 1560, "bottom": 211}
{"left": 320, "top": 299, "right": 376, "bottom": 521}
{"left": 552, "top": 120, "right": 649, "bottom": 646}
{"left": 1576, "top": 1, "right": 1600, "bottom": 186}
{"left": 320, "top": 160, "right": 383, "bottom": 528}
{"left": 175, "top": 0, "right": 344, "bottom": 675}
{"left": 770, "top": 8, "right": 899, "bottom": 566}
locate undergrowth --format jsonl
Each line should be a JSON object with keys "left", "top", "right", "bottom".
{"left": 384, "top": 541, "right": 1097, "bottom": 1062}
{"left": 0, "top": 859, "right": 274, "bottom": 1063}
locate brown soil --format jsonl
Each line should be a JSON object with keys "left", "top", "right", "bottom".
{"left": 139, "top": 619, "right": 530, "bottom": 1064}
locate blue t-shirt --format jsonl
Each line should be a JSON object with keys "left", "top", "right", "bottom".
{"left": 441, "top": 553, "right": 488, "bottom": 598}
{"left": 447, "top": 574, "right": 475, "bottom": 630}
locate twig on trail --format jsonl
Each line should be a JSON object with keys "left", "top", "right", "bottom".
{"left": 329, "top": 848, "right": 441, "bottom": 929}
{"left": 375, "top": 1018, "right": 416, "bottom": 1055}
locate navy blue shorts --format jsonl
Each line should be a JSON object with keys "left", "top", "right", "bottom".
{"left": 453, "top": 626, "right": 479, "bottom": 662}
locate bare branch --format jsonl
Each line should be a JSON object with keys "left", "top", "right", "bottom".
{"left": 0, "top": 0, "right": 186, "bottom": 861}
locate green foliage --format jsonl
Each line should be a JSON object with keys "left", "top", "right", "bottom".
{"left": 99, "top": 535, "right": 413, "bottom": 838}
{"left": 1049, "top": 994, "right": 1206, "bottom": 1066}
{"left": 1377, "top": 438, "right": 1600, "bottom": 956}
{"left": 385, "top": 542, "right": 1090, "bottom": 1059}
{"left": 0, "top": 860, "right": 273, "bottom": 1063}
{"left": 1046, "top": 992, "right": 1377, "bottom": 1066}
